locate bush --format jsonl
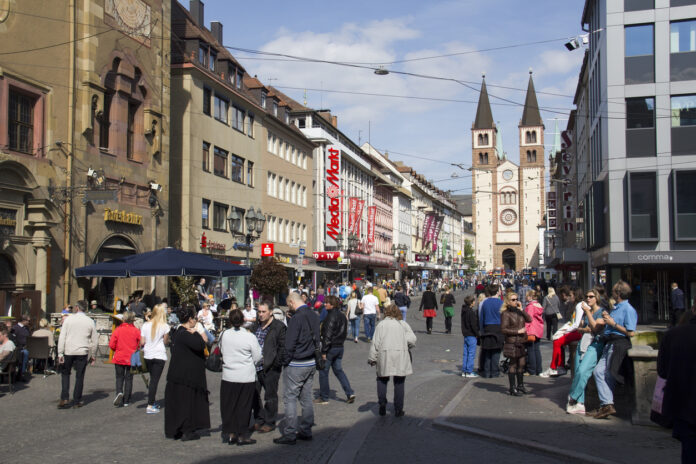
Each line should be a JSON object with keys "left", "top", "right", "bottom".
{"left": 250, "top": 259, "right": 288, "bottom": 303}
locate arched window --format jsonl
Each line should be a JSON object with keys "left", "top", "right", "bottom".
{"left": 526, "top": 150, "right": 532, "bottom": 163}
{"left": 479, "top": 153, "right": 484, "bottom": 164}
{"left": 525, "top": 131, "right": 532, "bottom": 143}
{"left": 484, "top": 152, "right": 489, "bottom": 164}
{"left": 483, "top": 134, "right": 489, "bottom": 145}
{"left": 531, "top": 131, "right": 537, "bottom": 143}
{"left": 478, "top": 134, "right": 483, "bottom": 145}
{"left": 532, "top": 150, "right": 537, "bottom": 162}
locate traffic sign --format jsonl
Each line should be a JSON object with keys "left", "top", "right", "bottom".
{"left": 299, "top": 248, "right": 305, "bottom": 256}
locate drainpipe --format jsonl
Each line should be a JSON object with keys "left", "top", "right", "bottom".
{"left": 63, "top": 0, "right": 76, "bottom": 306}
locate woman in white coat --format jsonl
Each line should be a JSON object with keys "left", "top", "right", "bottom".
{"left": 368, "top": 304, "right": 417, "bottom": 417}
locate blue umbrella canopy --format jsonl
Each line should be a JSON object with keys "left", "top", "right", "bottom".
{"left": 75, "top": 248, "right": 251, "bottom": 278}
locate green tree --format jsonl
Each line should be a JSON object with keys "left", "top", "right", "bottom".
{"left": 171, "top": 276, "right": 198, "bottom": 307}
{"left": 250, "top": 258, "right": 289, "bottom": 304}
{"left": 463, "top": 239, "right": 477, "bottom": 269}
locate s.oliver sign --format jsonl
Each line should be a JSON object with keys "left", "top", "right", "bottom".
{"left": 325, "top": 145, "right": 342, "bottom": 247}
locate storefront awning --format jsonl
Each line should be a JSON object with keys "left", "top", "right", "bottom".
{"left": 280, "top": 262, "right": 335, "bottom": 273}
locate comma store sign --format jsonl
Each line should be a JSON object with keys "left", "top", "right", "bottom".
{"left": 325, "top": 145, "right": 341, "bottom": 248}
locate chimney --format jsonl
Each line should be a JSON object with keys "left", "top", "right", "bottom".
{"left": 210, "top": 21, "right": 223, "bottom": 44}
{"left": 331, "top": 115, "right": 337, "bottom": 128}
{"left": 189, "top": 0, "right": 204, "bottom": 26}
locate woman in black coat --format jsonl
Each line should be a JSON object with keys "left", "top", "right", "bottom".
{"left": 419, "top": 285, "right": 439, "bottom": 334}
{"left": 164, "top": 306, "right": 210, "bottom": 441}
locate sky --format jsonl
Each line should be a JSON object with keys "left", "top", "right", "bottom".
{"left": 203, "top": 0, "right": 586, "bottom": 195}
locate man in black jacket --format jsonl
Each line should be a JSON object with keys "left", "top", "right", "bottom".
{"left": 274, "top": 292, "right": 320, "bottom": 445}
{"left": 315, "top": 296, "right": 355, "bottom": 405}
{"left": 393, "top": 286, "right": 411, "bottom": 321}
{"left": 657, "top": 303, "right": 696, "bottom": 463}
{"left": 251, "top": 302, "right": 286, "bottom": 433}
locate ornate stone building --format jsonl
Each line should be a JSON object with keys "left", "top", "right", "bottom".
{"left": 471, "top": 74, "right": 546, "bottom": 271}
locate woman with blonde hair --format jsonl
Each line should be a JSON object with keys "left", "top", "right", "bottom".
{"left": 346, "top": 291, "right": 361, "bottom": 343}
{"left": 140, "top": 303, "right": 170, "bottom": 414}
{"left": 501, "top": 293, "right": 531, "bottom": 396}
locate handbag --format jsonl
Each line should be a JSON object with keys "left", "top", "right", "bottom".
{"left": 650, "top": 375, "right": 672, "bottom": 428}
{"left": 355, "top": 302, "right": 363, "bottom": 316}
{"left": 205, "top": 330, "right": 225, "bottom": 372}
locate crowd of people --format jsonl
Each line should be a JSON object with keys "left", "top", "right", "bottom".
{"left": 2, "top": 272, "right": 694, "bottom": 461}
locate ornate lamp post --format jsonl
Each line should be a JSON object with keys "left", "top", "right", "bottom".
{"left": 228, "top": 207, "right": 266, "bottom": 299}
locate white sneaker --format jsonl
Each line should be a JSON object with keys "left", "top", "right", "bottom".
{"left": 539, "top": 368, "right": 557, "bottom": 378}
{"left": 113, "top": 392, "right": 123, "bottom": 407}
{"left": 566, "top": 403, "right": 586, "bottom": 415}
{"left": 461, "top": 372, "right": 468, "bottom": 377}
{"left": 146, "top": 405, "right": 160, "bottom": 414}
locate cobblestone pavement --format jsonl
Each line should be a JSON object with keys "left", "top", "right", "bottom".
{"left": 1, "top": 289, "right": 676, "bottom": 463}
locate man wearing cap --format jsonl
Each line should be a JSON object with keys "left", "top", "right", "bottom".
{"left": 90, "top": 300, "right": 98, "bottom": 312}
{"left": 57, "top": 300, "right": 98, "bottom": 409}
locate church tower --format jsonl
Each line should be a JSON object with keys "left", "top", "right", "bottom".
{"left": 518, "top": 71, "right": 546, "bottom": 268}
{"left": 471, "top": 77, "right": 496, "bottom": 270}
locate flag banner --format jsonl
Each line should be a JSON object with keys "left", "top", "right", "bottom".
{"left": 348, "top": 198, "right": 359, "bottom": 233}
{"left": 432, "top": 216, "right": 444, "bottom": 252}
{"left": 367, "top": 206, "right": 377, "bottom": 244}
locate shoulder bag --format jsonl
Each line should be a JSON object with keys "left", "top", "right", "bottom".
{"left": 205, "top": 330, "right": 225, "bottom": 372}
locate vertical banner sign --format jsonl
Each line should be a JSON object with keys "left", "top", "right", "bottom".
{"left": 432, "top": 216, "right": 444, "bottom": 252}
{"left": 355, "top": 199, "right": 365, "bottom": 235}
{"left": 422, "top": 213, "right": 434, "bottom": 245}
{"left": 325, "top": 146, "right": 341, "bottom": 247}
{"left": 367, "top": 206, "right": 377, "bottom": 245}
{"left": 348, "top": 198, "right": 359, "bottom": 234}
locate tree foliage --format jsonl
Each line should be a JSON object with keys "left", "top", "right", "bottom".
{"left": 250, "top": 258, "right": 288, "bottom": 299}
{"left": 171, "top": 276, "right": 198, "bottom": 307}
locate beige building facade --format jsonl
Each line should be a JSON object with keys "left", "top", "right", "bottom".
{"left": 0, "top": 0, "right": 171, "bottom": 314}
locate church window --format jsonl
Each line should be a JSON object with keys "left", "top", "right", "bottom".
{"left": 484, "top": 134, "right": 489, "bottom": 145}
{"left": 478, "top": 134, "right": 483, "bottom": 145}
{"left": 532, "top": 150, "right": 537, "bottom": 162}
{"left": 525, "top": 131, "right": 532, "bottom": 143}
{"left": 526, "top": 150, "right": 532, "bottom": 163}
{"left": 531, "top": 131, "right": 537, "bottom": 143}
{"left": 484, "top": 152, "right": 489, "bottom": 164}
{"left": 479, "top": 153, "right": 484, "bottom": 164}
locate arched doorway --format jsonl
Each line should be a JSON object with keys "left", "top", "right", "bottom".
{"left": 502, "top": 249, "right": 516, "bottom": 271}
{"left": 91, "top": 235, "right": 138, "bottom": 311}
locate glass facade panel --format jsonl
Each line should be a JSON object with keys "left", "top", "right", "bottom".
{"left": 675, "top": 170, "right": 696, "bottom": 240}
{"left": 628, "top": 172, "right": 658, "bottom": 241}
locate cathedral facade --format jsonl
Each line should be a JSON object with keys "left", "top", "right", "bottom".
{"left": 472, "top": 73, "right": 545, "bottom": 271}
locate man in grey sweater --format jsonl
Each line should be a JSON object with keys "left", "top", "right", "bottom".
{"left": 57, "top": 300, "right": 98, "bottom": 409}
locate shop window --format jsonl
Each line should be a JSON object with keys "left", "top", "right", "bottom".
{"left": 674, "top": 170, "right": 696, "bottom": 240}
{"left": 671, "top": 95, "right": 696, "bottom": 155}
{"left": 231, "top": 155, "right": 244, "bottom": 183}
{"left": 627, "top": 171, "right": 658, "bottom": 241}
{"left": 626, "top": 97, "right": 656, "bottom": 157}
{"left": 213, "top": 202, "right": 228, "bottom": 231}
{"left": 213, "top": 147, "right": 228, "bottom": 178}
{"left": 625, "top": 24, "right": 654, "bottom": 84}
{"left": 8, "top": 90, "right": 35, "bottom": 154}
{"left": 202, "top": 199, "right": 210, "bottom": 229}
{"left": 670, "top": 20, "right": 696, "bottom": 81}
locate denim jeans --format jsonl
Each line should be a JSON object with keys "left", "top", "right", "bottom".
{"left": 60, "top": 354, "right": 88, "bottom": 401}
{"left": 282, "top": 364, "right": 315, "bottom": 438}
{"left": 462, "top": 336, "right": 477, "bottom": 374}
{"left": 398, "top": 306, "right": 407, "bottom": 322}
{"left": 593, "top": 343, "right": 615, "bottom": 406}
{"left": 18, "top": 348, "right": 29, "bottom": 375}
{"left": 482, "top": 349, "right": 501, "bottom": 377}
{"left": 319, "top": 347, "right": 354, "bottom": 400}
{"left": 364, "top": 314, "right": 376, "bottom": 340}
{"left": 526, "top": 339, "right": 542, "bottom": 375}
{"left": 144, "top": 358, "right": 165, "bottom": 406}
{"left": 569, "top": 341, "right": 603, "bottom": 404}
{"left": 349, "top": 318, "right": 361, "bottom": 339}
{"left": 114, "top": 364, "right": 133, "bottom": 403}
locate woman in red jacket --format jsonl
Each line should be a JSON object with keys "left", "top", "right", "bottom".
{"left": 109, "top": 311, "right": 141, "bottom": 407}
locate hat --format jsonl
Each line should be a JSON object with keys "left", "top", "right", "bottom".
{"left": 90, "top": 300, "right": 97, "bottom": 306}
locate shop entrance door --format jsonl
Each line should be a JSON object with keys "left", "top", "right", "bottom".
{"left": 11, "top": 290, "right": 42, "bottom": 327}
{"left": 639, "top": 269, "right": 678, "bottom": 323}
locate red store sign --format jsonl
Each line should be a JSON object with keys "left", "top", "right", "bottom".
{"left": 261, "top": 243, "right": 274, "bottom": 257}
{"left": 325, "top": 146, "right": 341, "bottom": 247}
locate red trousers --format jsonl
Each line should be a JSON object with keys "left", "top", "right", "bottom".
{"left": 550, "top": 331, "right": 583, "bottom": 369}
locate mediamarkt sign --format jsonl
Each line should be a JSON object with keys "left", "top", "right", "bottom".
{"left": 325, "top": 145, "right": 341, "bottom": 247}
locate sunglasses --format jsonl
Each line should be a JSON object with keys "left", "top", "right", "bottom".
{"left": 587, "top": 295, "right": 596, "bottom": 299}
{"left": 509, "top": 298, "right": 518, "bottom": 301}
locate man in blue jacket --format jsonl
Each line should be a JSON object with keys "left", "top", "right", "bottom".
{"left": 274, "top": 292, "right": 320, "bottom": 445}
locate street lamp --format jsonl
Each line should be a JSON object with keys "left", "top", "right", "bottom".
{"left": 227, "top": 206, "right": 266, "bottom": 266}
